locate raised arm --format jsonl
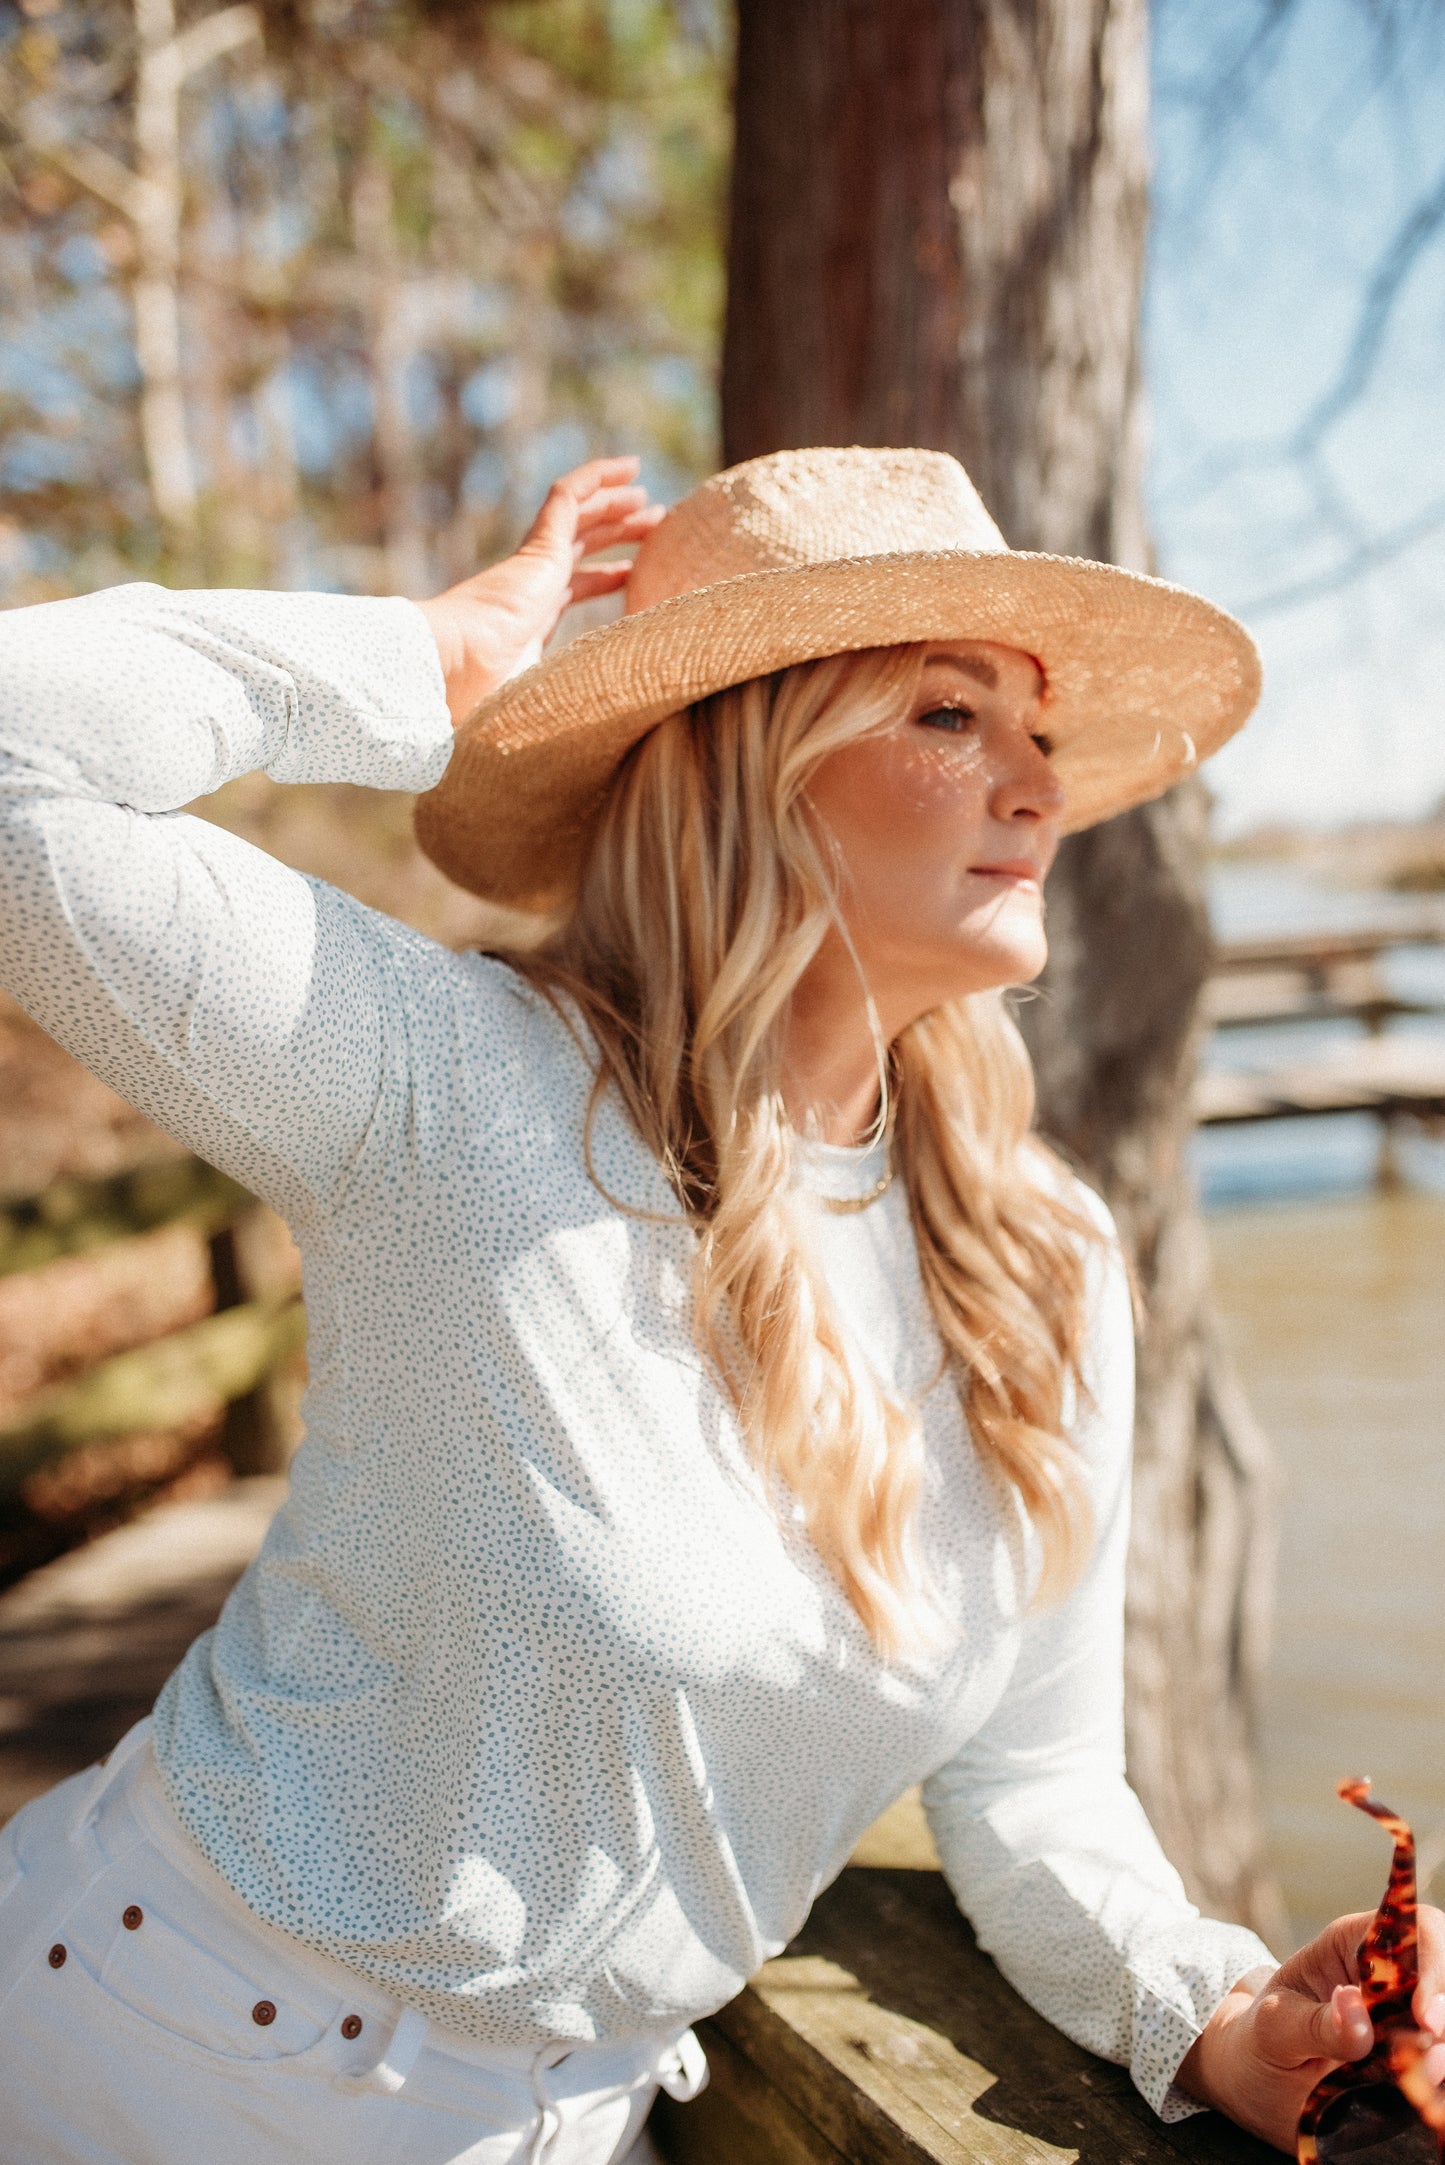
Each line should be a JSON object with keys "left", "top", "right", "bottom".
{"left": 0, "top": 581, "right": 456, "bottom": 1224}
{"left": 0, "top": 458, "right": 663, "bottom": 1229}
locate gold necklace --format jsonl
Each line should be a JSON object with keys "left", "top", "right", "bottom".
{"left": 816, "top": 1148, "right": 896, "bottom": 1215}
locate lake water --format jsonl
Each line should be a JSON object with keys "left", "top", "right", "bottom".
{"left": 1200, "top": 864, "right": 1445, "bottom": 1947}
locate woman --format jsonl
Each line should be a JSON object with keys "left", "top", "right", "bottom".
{"left": 0, "top": 447, "right": 1439, "bottom": 2165}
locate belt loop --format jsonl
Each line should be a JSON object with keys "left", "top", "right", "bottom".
{"left": 95, "top": 1715, "right": 153, "bottom": 1790}
{"left": 658, "top": 2028, "right": 709, "bottom": 2102}
{"left": 77, "top": 1715, "right": 154, "bottom": 1855}
{"left": 526, "top": 2040, "right": 573, "bottom": 2165}
{"left": 359, "top": 2004, "right": 429, "bottom": 2094}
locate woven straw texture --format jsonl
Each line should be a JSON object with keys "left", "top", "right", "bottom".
{"left": 415, "top": 448, "right": 1261, "bottom": 910}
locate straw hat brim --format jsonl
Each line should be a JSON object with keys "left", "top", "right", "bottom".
{"left": 415, "top": 547, "right": 1260, "bottom": 910}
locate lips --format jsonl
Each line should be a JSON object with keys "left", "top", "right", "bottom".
{"left": 968, "top": 861, "right": 1041, "bottom": 882}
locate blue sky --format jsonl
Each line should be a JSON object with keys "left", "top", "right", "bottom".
{"left": 1148, "top": 0, "right": 1445, "bottom": 832}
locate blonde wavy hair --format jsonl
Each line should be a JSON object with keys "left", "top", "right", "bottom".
{"left": 498, "top": 644, "right": 1100, "bottom": 1657}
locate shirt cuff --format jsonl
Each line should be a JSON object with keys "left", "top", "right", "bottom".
{"left": 1132, "top": 1935, "right": 1277, "bottom": 2120}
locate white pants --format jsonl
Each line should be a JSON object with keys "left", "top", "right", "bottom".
{"left": 0, "top": 1722, "right": 706, "bottom": 2165}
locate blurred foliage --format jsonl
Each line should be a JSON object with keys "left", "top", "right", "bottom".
{"left": 0, "top": 0, "right": 729, "bottom": 602}
{"left": 0, "top": 1155, "right": 251, "bottom": 1278}
{"left": 0, "top": 0, "right": 730, "bottom": 945}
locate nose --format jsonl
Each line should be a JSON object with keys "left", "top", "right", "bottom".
{"left": 991, "top": 729, "right": 1065, "bottom": 825}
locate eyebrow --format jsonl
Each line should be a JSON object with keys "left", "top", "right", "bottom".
{"left": 926, "top": 655, "right": 999, "bottom": 690}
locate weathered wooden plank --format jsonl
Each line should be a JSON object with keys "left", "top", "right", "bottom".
{"left": 714, "top": 1965, "right": 1066, "bottom": 2165}
{"left": 1194, "top": 1042, "right": 1445, "bottom": 1127}
{"left": 848, "top": 1784, "right": 940, "bottom": 1870}
{"left": 1206, "top": 988, "right": 1439, "bottom": 1032}
{"left": 1210, "top": 922, "right": 1445, "bottom": 972}
{"left": 655, "top": 1868, "right": 1279, "bottom": 2165}
{"left": 650, "top": 2023, "right": 852, "bottom": 2165}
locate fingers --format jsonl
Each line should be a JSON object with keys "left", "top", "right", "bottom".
{"left": 572, "top": 482, "right": 651, "bottom": 527}
{"left": 420, "top": 454, "right": 663, "bottom": 727}
{"left": 551, "top": 453, "right": 645, "bottom": 500}
{"left": 1253, "top": 1981, "right": 1373, "bottom": 2070}
{"left": 1192, "top": 1917, "right": 1445, "bottom": 2158}
{"left": 573, "top": 496, "right": 665, "bottom": 548}
{"left": 1274, "top": 1913, "right": 1377, "bottom": 2004}
{"left": 575, "top": 508, "right": 664, "bottom": 567}
{"left": 567, "top": 564, "right": 634, "bottom": 603}
{"left": 1416, "top": 1907, "right": 1445, "bottom": 2032}
{"left": 532, "top": 458, "right": 653, "bottom": 528}
{"left": 1324, "top": 1984, "right": 1376, "bottom": 2062}
{"left": 523, "top": 478, "right": 664, "bottom": 571}
{"left": 572, "top": 479, "right": 654, "bottom": 521}
{"left": 531, "top": 456, "right": 647, "bottom": 530}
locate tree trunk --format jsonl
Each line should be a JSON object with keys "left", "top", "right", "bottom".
{"left": 129, "top": 0, "right": 261, "bottom": 563}
{"left": 723, "top": 0, "right": 1282, "bottom": 1939}
{"left": 352, "top": 148, "right": 432, "bottom": 599}
{"left": 132, "top": 0, "right": 199, "bottom": 551}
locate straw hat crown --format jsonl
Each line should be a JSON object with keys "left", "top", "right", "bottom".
{"left": 624, "top": 447, "right": 1007, "bottom": 610}
{"left": 416, "top": 445, "right": 1261, "bottom": 911}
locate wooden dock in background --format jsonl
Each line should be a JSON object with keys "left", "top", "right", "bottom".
{"left": 1197, "top": 916, "right": 1445, "bottom": 1131}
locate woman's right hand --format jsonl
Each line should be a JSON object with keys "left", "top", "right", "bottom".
{"left": 417, "top": 455, "right": 665, "bottom": 729}
{"left": 1176, "top": 1907, "right": 1445, "bottom": 2152}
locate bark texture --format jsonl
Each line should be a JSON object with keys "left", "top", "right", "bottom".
{"left": 724, "top": 0, "right": 1281, "bottom": 1938}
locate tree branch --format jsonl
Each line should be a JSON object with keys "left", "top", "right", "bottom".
{"left": 1236, "top": 493, "right": 1445, "bottom": 617}
{"left": 1157, "top": 0, "right": 1445, "bottom": 554}
{"left": 1289, "top": 154, "right": 1445, "bottom": 457}
{"left": 0, "top": 5, "right": 259, "bottom": 223}
{"left": 0, "top": 92, "right": 145, "bottom": 221}
{"left": 169, "top": 6, "right": 261, "bottom": 89}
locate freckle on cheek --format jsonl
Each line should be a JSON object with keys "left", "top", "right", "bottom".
{"left": 896, "top": 738, "right": 985, "bottom": 809}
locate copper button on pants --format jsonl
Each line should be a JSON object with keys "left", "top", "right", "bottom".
{"left": 0, "top": 1719, "right": 703, "bottom": 2165}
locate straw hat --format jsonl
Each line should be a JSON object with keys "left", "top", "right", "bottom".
{"left": 415, "top": 446, "right": 1260, "bottom": 909}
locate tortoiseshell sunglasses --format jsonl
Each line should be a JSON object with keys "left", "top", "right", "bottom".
{"left": 1297, "top": 1781, "right": 1445, "bottom": 2165}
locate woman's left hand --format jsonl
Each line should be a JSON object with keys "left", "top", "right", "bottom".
{"left": 1175, "top": 1904, "right": 1445, "bottom": 2152}
{"left": 418, "top": 455, "right": 665, "bottom": 729}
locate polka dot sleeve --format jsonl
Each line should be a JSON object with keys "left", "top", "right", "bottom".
{"left": 0, "top": 583, "right": 454, "bottom": 1223}
{"left": 921, "top": 1209, "right": 1277, "bottom": 2119}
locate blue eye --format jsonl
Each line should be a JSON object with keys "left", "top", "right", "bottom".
{"left": 917, "top": 705, "right": 974, "bottom": 732}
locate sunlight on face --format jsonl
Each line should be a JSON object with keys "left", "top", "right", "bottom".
{"left": 804, "top": 641, "right": 1062, "bottom": 1021}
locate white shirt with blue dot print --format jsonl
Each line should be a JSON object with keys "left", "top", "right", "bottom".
{"left": 0, "top": 582, "right": 1273, "bottom": 2118}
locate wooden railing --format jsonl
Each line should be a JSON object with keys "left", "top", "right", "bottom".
{"left": 0, "top": 1148, "right": 303, "bottom": 1585}
{"left": 1206, "top": 920, "right": 1445, "bottom": 1052}
{"left": 1197, "top": 919, "right": 1445, "bottom": 1134}
{"left": 652, "top": 1863, "right": 1275, "bottom": 2165}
